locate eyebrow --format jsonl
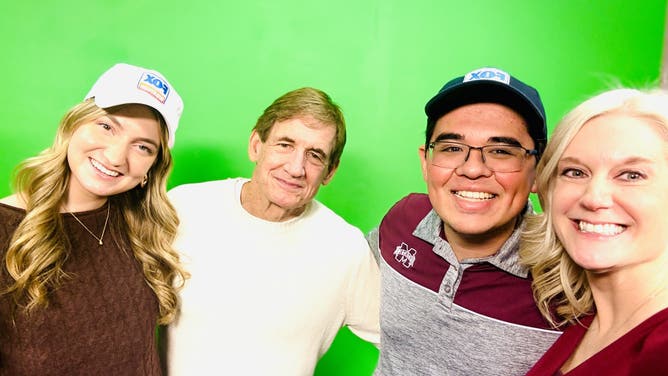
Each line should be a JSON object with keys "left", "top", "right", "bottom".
{"left": 432, "top": 133, "right": 463, "bottom": 142}
{"left": 432, "top": 133, "right": 523, "bottom": 147}
{"left": 559, "top": 155, "right": 655, "bottom": 165}
{"left": 488, "top": 136, "right": 523, "bottom": 147}
{"left": 105, "top": 114, "right": 160, "bottom": 149}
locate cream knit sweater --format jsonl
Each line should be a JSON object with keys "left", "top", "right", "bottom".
{"left": 167, "top": 178, "right": 380, "bottom": 375}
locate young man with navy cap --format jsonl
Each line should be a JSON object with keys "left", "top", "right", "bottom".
{"left": 368, "top": 67, "right": 561, "bottom": 375}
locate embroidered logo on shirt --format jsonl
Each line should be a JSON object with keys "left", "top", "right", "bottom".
{"left": 393, "top": 242, "right": 416, "bottom": 268}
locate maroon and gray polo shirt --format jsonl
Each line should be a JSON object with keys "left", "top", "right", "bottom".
{"left": 368, "top": 193, "right": 561, "bottom": 375}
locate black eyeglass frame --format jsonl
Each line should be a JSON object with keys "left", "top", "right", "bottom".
{"left": 426, "top": 140, "right": 538, "bottom": 171}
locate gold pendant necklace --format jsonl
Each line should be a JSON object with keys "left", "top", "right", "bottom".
{"left": 68, "top": 201, "right": 111, "bottom": 246}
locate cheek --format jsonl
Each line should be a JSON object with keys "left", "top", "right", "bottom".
{"left": 551, "top": 181, "right": 582, "bottom": 209}
{"left": 69, "top": 127, "right": 98, "bottom": 148}
{"left": 494, "top": 172, "right": 534, "bottom": 195}
{"left": 550, "top": 185, "right": 581, "bottom": 232}
{"left": 630, "top": 194, "right": 668, "bottom": 237}
{"left": 425, "top": 165, "right": 455, "bottom": 186}
{"left": 132, "top": 156, "right": 158, "bottom": 177}
{"left": 66, "top": 145, "right": 75, "bottom": 166}
{"left": 550, "top": 206, "right": 570, "bottom": 239}
{"left": 258, "top": 154, "right": 284, "bottom": 171}
{"left": 66, "top": 140, "right": 83, "bottom": 169}
{"left": 307, "top": 170, "right": 329, "bottom": 189}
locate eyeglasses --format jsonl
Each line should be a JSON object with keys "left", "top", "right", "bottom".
{"left": 427, "top": 141, "right": 538, "bottom": 172}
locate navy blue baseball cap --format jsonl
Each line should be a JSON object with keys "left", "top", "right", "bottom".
{"left": 425, "top": 67, "right": 547, "bottom": 148}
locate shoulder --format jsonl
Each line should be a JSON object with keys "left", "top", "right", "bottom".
{"left": 0, "top": 197, "right": 26, "bottom": 254}
{"left": 383, "top": 193, "right": 432, "bottom": 226}
{"left": 169, "top": 178, "right": 238, "bottom": 196}
{"left": 309, "top": 200, "right": 362, "bottom": 234}
{"left": 168, "top": 178, "right": 241, "bottom": 206}
{"left": 168, "top": 179, "right": 241, "bottom": 218}
{"left": 638, "top": 308, "right": 668, "bottom": 351}
{"left": 0, "top": 194, "right": 25, "bottom": 209}
{"left": 308, "top": 201, "right": 369, "bottom": 251}
{"left": 623, "top": 308, "right": 668, "bottom": 373}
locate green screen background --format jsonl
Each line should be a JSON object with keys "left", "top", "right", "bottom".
{"left": 1, "top": 1, "right": 666, "bottom": 374}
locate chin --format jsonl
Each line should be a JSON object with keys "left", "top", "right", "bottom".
{"left": 567, "top": 255, "right": 616, "bottom": 272}
{"left": 449, "top": 223, "right": 495, "bottom": 236}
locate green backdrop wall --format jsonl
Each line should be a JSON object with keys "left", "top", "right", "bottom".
{"left": 1, "top": 1, "right": 666, "bottom": 375}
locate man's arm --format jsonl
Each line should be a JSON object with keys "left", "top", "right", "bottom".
{"left": 345, "top": 234, "right": 381, "bottom": 346}
{"left": 366, "top": 226, "right": 381, "bottom": 265}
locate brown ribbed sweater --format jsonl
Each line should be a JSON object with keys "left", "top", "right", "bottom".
{"left": 0, "top": 203, "right": 161, "bottom": 375}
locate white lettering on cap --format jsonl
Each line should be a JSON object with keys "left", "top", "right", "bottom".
{"left": 463, "top": 67, "right": 511, "bottom": 85}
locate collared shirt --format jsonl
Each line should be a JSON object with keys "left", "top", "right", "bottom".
{"left": 369, "top": 193, "right": 561, "bottom": 376}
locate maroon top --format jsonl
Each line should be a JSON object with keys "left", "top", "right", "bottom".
{"left": 379, "top": 193, "right": 552, "bottom": 328}
{"left": 526, "top": 308, "right": 668, "bottom": 376}
{"left": 0, "top": 203, "right": 161, "bottom": 376}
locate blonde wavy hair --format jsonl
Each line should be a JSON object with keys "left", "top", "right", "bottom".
{"left": 520, "top": 88, "right": 668, "bottom": 328}
{"left": 4, "top": 98, "right": 188, "bottom": 325}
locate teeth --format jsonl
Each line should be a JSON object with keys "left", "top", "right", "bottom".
{"left": 455, "top": 191, "right": 494, "bottom": 200}
{"left": 90, "top": 159, "right": 120, "bottom": 177}
{"left": 578, "top": 221, "right": 624, "bottom": 235}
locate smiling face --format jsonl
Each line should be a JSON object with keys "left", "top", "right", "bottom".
{"left": 419, "top": 103, "right": 537, "bottom": 250}
{"left": 552, "top": 113, "right": 668, "bottom": 273}
{"left": 66, "top": 104, "right": 162, "bottom": 210}
{"left": 243, "top": 116, "right": 338, "bottom": 221}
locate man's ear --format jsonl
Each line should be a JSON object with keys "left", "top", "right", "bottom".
{"left": 419, "top": 145, "right": 429, "bottom": 182}
{"left": 321, "top": 161, "right": 339, "bottom": 186}
{"left": 248, "top": 130, "right": 262, "bottom": 162}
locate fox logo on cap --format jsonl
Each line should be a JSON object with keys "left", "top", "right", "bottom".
{"left": 138, "top": 72, "right": 170, "bottom": 104}
{"left": 463, "top": 67, "right": 511, "bottom": 85}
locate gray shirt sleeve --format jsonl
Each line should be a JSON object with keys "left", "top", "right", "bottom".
{"left": 366, "top": 226, "right": 381, "bottom": 265}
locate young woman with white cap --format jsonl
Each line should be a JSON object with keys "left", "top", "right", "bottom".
{"left": 0, "top": 63, "right": 187, "bottom": 375}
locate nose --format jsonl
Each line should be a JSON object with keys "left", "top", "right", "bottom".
{"left": 455, "top": 147, "right": 492, "bottom": 178}
{"left": 284, "top": 149, "right": 306, "bottom": 177}
{"left": 580, "top": 175, "right": 613, "bottom": 210}
{"left": 103, "top": 140, "right": 128, "bottom": 167}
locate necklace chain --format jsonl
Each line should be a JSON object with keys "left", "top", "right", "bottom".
{"left": 594, "top": 281, "right": 668, "bottom": 340}
{"left": 566, "top": 280, "right": 668, "bottom": 372}
{"left": 68, "top": 201, "right": 110, "bottom": 246}
{"left": 619, "top": 283, "right": 667, "bottom": 328}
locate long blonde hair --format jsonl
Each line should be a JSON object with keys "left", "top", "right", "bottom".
{"left": 520, "top": 88, "right": 668, "bottom": 328}
{"left": 4, "top": 99, "right": 187, "bottom": 324}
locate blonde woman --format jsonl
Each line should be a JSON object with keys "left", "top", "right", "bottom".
{"left": 521, "top": 88, "right": 668, "bottom": 375}
{"left": 0, "top": 63, "right": 188, "bottom": 375}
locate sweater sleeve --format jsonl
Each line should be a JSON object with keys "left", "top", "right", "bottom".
{"left": 344, "top": 234, "right": 381, "bottom": 346}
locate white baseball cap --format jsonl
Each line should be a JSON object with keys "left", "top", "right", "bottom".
{"left": 84, "top": 63, "right": 183, "bottom": 148}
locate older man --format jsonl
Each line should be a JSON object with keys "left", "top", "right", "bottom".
{"left": 167, "top": 88, "right": 380, "bottom": 375}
